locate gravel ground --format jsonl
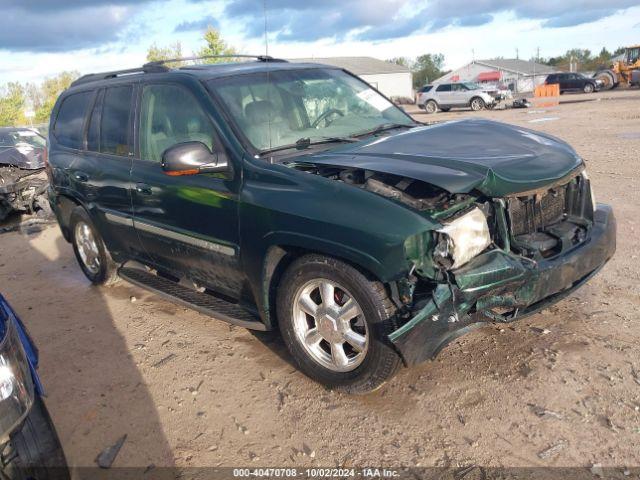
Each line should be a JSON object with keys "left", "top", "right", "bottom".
{"left": 0, "top": 89, "right": 638, "bottom": 472}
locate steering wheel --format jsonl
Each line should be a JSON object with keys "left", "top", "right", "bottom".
{"left": 311, "top": 108, "right": 344, "bottom": 129}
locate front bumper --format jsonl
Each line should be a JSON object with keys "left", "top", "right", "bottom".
{"left": 389, "top": 204, "right": 616, "bottom": 366}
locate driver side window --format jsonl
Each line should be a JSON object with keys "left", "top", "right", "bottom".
{"left": 139, "top": 84, "right": 215, "bottom": 162}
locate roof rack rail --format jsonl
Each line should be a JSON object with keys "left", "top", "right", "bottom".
{"left": 143, "top": 54, "right": 287, "bottom": 68}
{"left": 70, "top": 64, "right": 169, "bottom": 87}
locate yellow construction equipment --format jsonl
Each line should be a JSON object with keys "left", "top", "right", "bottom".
{"left": 594, "top": 45, "right": 640, "bottom": 89}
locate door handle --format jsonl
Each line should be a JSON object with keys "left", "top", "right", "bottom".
{"left": 73, "top": 172, "right": 89, "bottom": 182}
{"left": 135, "top": 183, "right": 153, "bottom": 195}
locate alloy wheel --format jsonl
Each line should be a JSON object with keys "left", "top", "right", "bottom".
{"left": 471, "top": 98, "right": 484, "bottom": 111}
{"left": 292, "top": 279, "right": 369, "bottom": 372}
{"left": 74, "top": 221, "right": 101, "bottom": 275}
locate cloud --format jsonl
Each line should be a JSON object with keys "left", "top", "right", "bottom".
{"left": 223, "top": 0, "right": 637, "bottom": 41}
{"left": 0, "top": 1, "right": 154, "bottom": 52}
{"left": 174, "top": 15, "right": 220, "bottom": 32}
{"left": 541, "top": 9, "right": 618, "bottom": 28}
{"left": 0, "top": 4, "right": 137, "bottom": 52}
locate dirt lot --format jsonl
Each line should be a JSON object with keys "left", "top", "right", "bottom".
{"left": 0, "top": 89, "right": 639, "bottom": 472}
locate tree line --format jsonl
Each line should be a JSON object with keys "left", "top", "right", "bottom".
{"left": 0, "top": 26, "right": 235, "bottom": 128}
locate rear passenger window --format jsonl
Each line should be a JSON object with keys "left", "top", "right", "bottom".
{"left": 101, "top": 86, "right": 133, "bottom": 156}
{"left": 436, "top": 84, "right": 451, "bottom": 92}
{"left": 54, "top": 91, "right": 93, "bottom": 149}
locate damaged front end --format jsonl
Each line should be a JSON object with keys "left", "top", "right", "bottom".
{"left": 0, "top": 167, "right": 48, "bottom": 222}
{"left": 0, "top": 132, "right": 48, "bottom": 222}
{"left": 389, "top": 171, "right": 616, "bottom": 366}
{"left": 289, "top": 158, "right": 616, "bottom": 367}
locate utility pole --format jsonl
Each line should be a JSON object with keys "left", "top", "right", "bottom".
{"left": 516, "top": 48, "right": 519, "bottom": 60}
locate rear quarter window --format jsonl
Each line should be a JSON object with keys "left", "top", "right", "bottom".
{"left": 419, "top": 86, "right": 433, "bottom": 93}
{"left": 53, "top": 91, "right": 93, "bottom": 149}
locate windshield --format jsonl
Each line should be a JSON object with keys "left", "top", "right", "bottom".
{"left": 0, "top": 130, "right": 46, "bottom": 149}
{"left": 463, "top": 82, "right": 481, "bottom": 90}
{"left": 207, "top": 68, "right": 414, "bottom": 152}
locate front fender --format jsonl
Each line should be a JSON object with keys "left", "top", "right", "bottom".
{"left": 239, "top": 157, "right": 439, "bottom": 324}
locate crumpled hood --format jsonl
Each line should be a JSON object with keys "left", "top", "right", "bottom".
{"left": 305, "top": 118, "right": 584, "bottom": 196}
{"left": 0, "top": 146, "right": 45, "bottom": 170}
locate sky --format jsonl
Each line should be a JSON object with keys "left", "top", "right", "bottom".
{"left": 0, "top": 0, "right": 639, "bottom": 84}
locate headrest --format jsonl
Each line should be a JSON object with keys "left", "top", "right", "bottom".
{"left": 245, "top": 100, "right": 275, "bottom": 124}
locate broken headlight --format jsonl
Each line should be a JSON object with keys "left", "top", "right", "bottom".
{"left": 434, "top": 207, "right": 491, "bottom": 269}
{"left": 0, "top": 316, "right": 35, "bottom": 443}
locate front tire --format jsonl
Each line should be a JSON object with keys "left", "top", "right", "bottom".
{"left": 277, "top": 255, "right": 402, "bottom": 394}
{"left": 69, "top": 206, "right": 119, "bottom": 286}
{"left": 1, "top": 396, "right": 70, "bottom": 480}
{"left": 470, "top": 97, "right": 485, "bottom": 111}
{"left": 583, "top": 83, "right": 594, "bottom": 93}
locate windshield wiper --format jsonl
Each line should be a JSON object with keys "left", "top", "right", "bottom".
{"left": 351, "top": 122, "right": 414, "bottom": 138}
{"left": 260, "top": 136, "right": 360, "bottom": 155}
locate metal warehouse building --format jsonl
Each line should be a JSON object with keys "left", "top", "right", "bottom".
{"left": 292, "top": 56, "right": 413, "bottom": 100}
{"left": 434, "top": 58, "right": 556, "bottom": 93}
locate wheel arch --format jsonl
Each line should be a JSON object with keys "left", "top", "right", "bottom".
{"left": 258, "top": 238, "right": 397, "bottom": 330}
{"left": 51, "top": 193, "right": 82, "bottom": 242}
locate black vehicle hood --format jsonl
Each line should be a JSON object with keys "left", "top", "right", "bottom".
{"left": 305, "top": 119, "right": 583, "bottom": 196}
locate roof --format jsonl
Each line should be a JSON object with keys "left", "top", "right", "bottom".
{"left": 69, "top": 60, "right": 337, "bottom": 89}
{"left": 290, "top": 57, "right": 411, "bottom": 75}
{"left": 473, "top": 58, "right": 555, "bottom": 75}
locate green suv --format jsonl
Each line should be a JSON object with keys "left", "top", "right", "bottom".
{"left": 47, "top": 57, "right": 616, "bottom": 393}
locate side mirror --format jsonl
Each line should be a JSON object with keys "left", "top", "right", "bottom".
{"left": 161, "top": 142, "right": 228, "bottom": 176}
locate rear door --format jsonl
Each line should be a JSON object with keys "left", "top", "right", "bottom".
{"left": 434, "top": 84, "right": 452, "bottom": 106}
{"left": 558, "top": 74, "right": 572, "bottom": 91}
{"left": 130, "top": 80, "right": 244, "bottom": 297}
{"left": 83, "top": 84, "right": 140, "bottom": 257}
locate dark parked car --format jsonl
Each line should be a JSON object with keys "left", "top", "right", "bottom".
{"left": 47, "top": 57, "right": 616, "bottom": 393}
{"left": 0, "top": 128, "right": 49, "bottom": 221}
{"left": 0, "top": 295, "right": 69, "bottom": 479}
{"left": 545, "top": 72, "right": 602, "bottom": 93}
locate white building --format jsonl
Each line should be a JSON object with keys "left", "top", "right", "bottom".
{"left": 434, "top": 59, "right": 556, "bottom": 93}
{"left": 292, "top": 57, "right": 413, "bottom": 100}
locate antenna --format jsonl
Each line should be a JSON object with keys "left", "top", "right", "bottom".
{"left": 263, "top": 0, "right": 272, "bottom": 152}
{"left": 263, "top": 0, "right": 269, "bottom": 58}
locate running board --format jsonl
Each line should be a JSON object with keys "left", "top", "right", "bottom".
{"left": 118, "top": 267, "right": 267, "bottom": 331}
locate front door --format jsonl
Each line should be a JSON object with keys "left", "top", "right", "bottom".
{"left": 450, "top": 83, "right": 468, "bottom": 105}
{"left": 130, "top": 81, "right": 244, "bottom": 297}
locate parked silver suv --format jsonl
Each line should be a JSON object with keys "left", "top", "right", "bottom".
{"left": 417, "top": 83, "right": 495, "bottom": 114}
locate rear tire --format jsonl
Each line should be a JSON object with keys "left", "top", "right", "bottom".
{"left": 277, "top": 255, "right": 402, "bottom": 394}
{"left": 69, "top": 206, "right": 119, "bottom": 286}
{"left": 424, "top": 100, "right": 438, "bottom": 114}
{"left": 1, "top": 396, "right": 70, "bottom": 480}
{"left": 470, "top": 97, "right": 485, "bottom": 111}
